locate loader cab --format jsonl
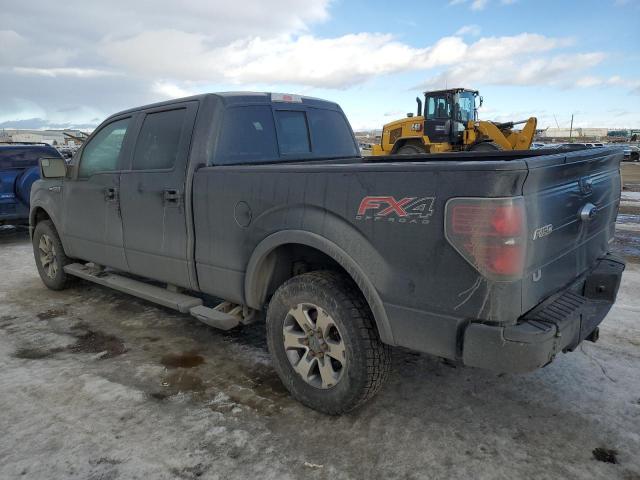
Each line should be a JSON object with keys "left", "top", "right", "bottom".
{"left": 423, "top": 88, "right": 479, "bottom": 145}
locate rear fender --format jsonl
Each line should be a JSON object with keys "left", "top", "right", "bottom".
{"left": 245, "top": 229, "right": 395, "bottom": 345}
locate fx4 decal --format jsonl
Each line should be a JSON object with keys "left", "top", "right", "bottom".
{"left": 356, "top": 196, "right": 435, "bottom": 224}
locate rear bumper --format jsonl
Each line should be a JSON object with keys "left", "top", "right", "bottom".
{"left": 462, "top": 253, "right": 626, "bottom": 373}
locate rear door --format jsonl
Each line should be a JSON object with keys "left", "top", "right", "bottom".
{"left": 521, "top": 148, "right": 622, "bottom": 312}
{"left": 119, "top": 102, "right": 198, "bottom": 288}
{"left": 62, "top": 116, "right": 133, "bottom": 270}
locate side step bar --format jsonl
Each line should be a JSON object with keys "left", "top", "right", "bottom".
{"left": 63, "top": 263, "right": 248, "bottom": 330}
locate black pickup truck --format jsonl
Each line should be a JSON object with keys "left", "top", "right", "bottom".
{"left": 30, "top": 92, "right": 625, "bottom": 414}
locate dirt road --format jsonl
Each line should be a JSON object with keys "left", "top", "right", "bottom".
{"left": 1, "top": 221, "right": 639, "bottom": 479}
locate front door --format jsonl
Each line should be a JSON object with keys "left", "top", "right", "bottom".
{"left": 119, "top": 102, "right": 198, "bottom": 288}
{"left": 62, "top": 116, "right": 133, "bottom": 270}
{"left": 424, "top": 93, "right": 452, "bottom": 144}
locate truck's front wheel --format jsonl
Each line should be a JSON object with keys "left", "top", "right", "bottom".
{"left": 266, "top": 271, "right": 391, "bottom": 414}
{"left": 33, "top": 220, "right": 73, "bottom": 290}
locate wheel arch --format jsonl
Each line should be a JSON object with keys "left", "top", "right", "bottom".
{"left": 29, "top": 206, "right": 52, "bottom": 236}
{"left": 391, "top": 137, "right": 426, "bottom": 154}
{"left": 244, "top": 230, "right": 394, "bottom": 345}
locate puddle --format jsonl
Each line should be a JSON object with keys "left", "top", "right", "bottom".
{"left": 37, "top": 309, "right": 67, "bottom": 320}
{"left": 68, "top": 330, "right": 126, "bottom": 358}
{"left": 13, "top": 347, "right": 63, "bottom": 359}
{"left": 160, "top": 352, "right": 205, "bottom": 369}
{"left": 592, "top": 447, "right": 618, "bottom": 464}
{"left": 13, "top": 329, "right": 125, "bottom": 361}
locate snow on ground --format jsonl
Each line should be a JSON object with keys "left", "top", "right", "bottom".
{"left": 0, "top": 226, "right": 639, "bottom": 480}
{"left": 621, "top": 191, "right": 640, "bottom": 202}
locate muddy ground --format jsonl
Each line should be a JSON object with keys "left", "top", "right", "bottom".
{"left": 1, "top": 204, "right": 639, "bottom": 479}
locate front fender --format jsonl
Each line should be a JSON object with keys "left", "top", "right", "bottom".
{"left": 29, "top": 179, "right": 64, "bottom": 239}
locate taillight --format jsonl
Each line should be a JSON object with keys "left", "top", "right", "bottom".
{"left": 445, "top": 197, "right": 527, "bottom": 280}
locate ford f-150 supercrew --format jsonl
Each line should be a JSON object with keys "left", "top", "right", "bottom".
{"left": 30, "top": 92, "right": 625, "bottom": 414}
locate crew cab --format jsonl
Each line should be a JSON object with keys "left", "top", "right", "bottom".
{"left": 1, "top": 143, "right": 62, "bottom": 226}
{"left": 30, "top": 92, "right": 625, "bottom": 414}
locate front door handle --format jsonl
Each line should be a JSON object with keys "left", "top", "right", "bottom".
{"left": 104, "top": 187, "right": 118, "bottom": 201}
{"left": 163, "top": 188, "right": 181, "bottom": 204}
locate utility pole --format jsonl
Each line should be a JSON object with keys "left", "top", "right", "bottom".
{"left": 569, "top": 114, "right": 574, "bottom": 140}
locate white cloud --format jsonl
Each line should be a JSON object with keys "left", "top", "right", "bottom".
{"left": 12, "top": 67, "right": 118, "bottom": 78}
{"left": 575, "top": 75, "right": 640, "bottom": 93}
{"left": 100, "top": 32, "right": 469, "bottom": 88}
{"left": 0, "top": 0, "right": 637, "bottom": 128}
{"left": 455, "top": 25, "right": 482, "bottom": 36}
{"left": 151, "top": 81, "right": 195, "bottom": 99}
{"left": 449, "top": 0, "right": 517, "bottom": 9}
{"left": 415, "top": 34, "right": 602, "bottom": 90}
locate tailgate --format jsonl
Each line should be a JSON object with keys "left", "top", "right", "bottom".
{"left": 521, "top": 147, "right": 622, "bottom": 313}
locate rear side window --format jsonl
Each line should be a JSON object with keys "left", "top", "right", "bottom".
{"left": 274, "top": 110, "right": 310, "bottom": 154}
{"left": 133, "top": 109, "right": 186, "bottom": 170}
{"left": 307, "top": 109, "right": 358, "bottom": 157}
{"left": 79, "top": 118, "right": 130, "bottom": 177}
{"left": 216, "top": 106, "right": 278, "bottom": 165}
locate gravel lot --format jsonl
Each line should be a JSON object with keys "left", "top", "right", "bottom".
{"left": 1, "top": 208, "right": 639, "bottom": 479}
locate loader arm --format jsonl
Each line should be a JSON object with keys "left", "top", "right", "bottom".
{"left": 475, "top": 117, "right": 537, "bottom": 150}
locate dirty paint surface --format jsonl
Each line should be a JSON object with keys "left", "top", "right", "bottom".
{"left": 0, "top": 222, "right": 639, "bottom": 479}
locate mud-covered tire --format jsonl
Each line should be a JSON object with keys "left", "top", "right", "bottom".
{"left": 266, "top": 271, "right": 391, "bottom": 414}
{"left": 397, "top": 144, "right": 426, "bottom": 155}
{"left": 33, "top": 220, "right": 73, "bottom": 290}
{"left": 468, "top": 141, "right": 503, "bottom": 152}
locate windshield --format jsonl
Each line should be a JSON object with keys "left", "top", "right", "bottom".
{"left": 456, "top": 92, "right": 476, "bottom": 123}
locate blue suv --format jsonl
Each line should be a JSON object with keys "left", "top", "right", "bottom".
{"left": 1, "top": 143, "right": 64, "bottom": 226}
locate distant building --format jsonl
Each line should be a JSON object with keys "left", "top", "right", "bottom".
{"left": 539, "top": 128, "right": 608, "bottom": 139}
{"left": 0, "top": 129, "right": 89, "bottom": 146}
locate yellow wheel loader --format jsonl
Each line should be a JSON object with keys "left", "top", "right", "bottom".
{"left": 371, "top": 88, "right": 537, "bottom": 155}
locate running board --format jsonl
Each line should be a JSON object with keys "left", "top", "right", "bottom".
{"left": 189, "top": 303, "right": 241, "bottom": 331}
{"left": 64, "top": 263, "right": 203, "bottom": 313}
{"left": 64, "top": 263, "right": 251, "bottom": 330}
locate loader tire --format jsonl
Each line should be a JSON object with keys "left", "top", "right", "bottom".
{"left": 468, "top": 141, "right": 503, "bottom": 152}
{"left": 266, "top": 271, "right": 391, "bottom": 415}
{"left": 397, "top": 144, "right": 426, "bottom": 154}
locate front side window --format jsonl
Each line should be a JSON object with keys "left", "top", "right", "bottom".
{"left": 133, "top": 109, "right": 186, "bottom": 170}
{"left": 456, "top": 92, "right": 475, "bottom": 123}
{"left": 275, "top": 110, "right": 310, "bottom": 154}
{"left": 79, "top": 118, "right": 130, "bottom": 177}
{"left": 216, "top": 106, "right": 278, "bottom": 165}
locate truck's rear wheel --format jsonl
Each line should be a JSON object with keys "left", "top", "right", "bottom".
{"left": 397, "top": 144, "right": 426, "bottom": 154}
{"left": 266, "top": 271, "right": 391, "bottom": 414}
{"left": 33, "top": 220, "right": 73, "bottom": 290}
{"left": 468, "top": 141, "right": 503, "bottom": 152}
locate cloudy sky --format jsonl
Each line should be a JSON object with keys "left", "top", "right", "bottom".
{"left": 1, "top": 0, "right": 639, "bottom": 131}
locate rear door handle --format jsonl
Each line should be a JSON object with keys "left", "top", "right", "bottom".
{"left": 163, "top": 188, "right": 181, "bottom": 205}
{"left": 104, "top": 187, "right": 118, "bottom": 201}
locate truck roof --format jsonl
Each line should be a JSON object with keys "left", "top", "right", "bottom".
{"left": 108, "top": 92, "right": 341, "bottom": 120}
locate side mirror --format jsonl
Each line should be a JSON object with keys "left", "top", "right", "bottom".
{"left": 39, "top": 157, "right": 67, "bottom": 179}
